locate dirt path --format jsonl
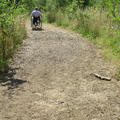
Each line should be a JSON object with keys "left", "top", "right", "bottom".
{"left": 0, "top": 23, "right": 120, "bottom": 120}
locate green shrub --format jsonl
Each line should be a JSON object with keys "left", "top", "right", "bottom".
{"left": 0, "top": 1, "right": 26, "bottom": 72}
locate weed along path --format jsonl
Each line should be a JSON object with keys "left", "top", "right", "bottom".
{"left": 1, "top": 23, "right": 120, "bottom": 120}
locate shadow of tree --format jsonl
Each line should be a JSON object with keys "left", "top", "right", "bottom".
{"left": 0, "top": 68, "right": 27, "bottom": 90}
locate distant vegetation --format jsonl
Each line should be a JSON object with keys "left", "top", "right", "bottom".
{"left": 0, "top": 0, "right": 120, "bottom": 75}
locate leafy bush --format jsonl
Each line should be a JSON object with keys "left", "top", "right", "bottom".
{"left": 0, "top": 0, "right": 26, "bottom": 72}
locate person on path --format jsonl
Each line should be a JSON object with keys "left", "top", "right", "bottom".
{"left": 31, "top": 7, "right": 42, "bottom": 28}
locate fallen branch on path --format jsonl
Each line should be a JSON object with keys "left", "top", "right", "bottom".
{"left": 91, "top": 73, "right": 111, "bottom": 81}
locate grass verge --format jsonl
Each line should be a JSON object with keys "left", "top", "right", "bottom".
{"left": 0, "top": 18, "right": 26, "bottom": 73}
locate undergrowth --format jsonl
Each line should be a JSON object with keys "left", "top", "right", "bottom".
{"left": 0, "top": 19, "right": 26, "bottom": 73}
{"left": 0, "top": 1, "right": 27, "bottom": 73}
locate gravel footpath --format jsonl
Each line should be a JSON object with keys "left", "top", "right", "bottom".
{"left": 0, "top": 23, "right": 120, "bottom": 120}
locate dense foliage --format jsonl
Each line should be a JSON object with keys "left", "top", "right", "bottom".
{"left": 0, "top": 0, "right": 26, "bottom": 72}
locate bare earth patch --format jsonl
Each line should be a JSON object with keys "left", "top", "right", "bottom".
{"left": 0, "top": 23, "right": 120, "bottom": 120}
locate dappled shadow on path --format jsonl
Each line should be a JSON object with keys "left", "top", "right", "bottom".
{"left": 0, "top": 68, "right": 27, "bottom": 90}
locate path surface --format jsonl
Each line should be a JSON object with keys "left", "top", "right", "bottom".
{"left": 0, "top": 23, "right": 120, "bottom": 120}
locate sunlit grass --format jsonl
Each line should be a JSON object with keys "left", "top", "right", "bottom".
{"left": 0, "top": 19, "right": 26, "bottom": 73}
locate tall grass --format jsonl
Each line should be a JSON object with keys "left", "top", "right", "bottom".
{"left": 0, "top": 1, "right": 27, "bottom": 73}
{"left": 0, "top": 18, "right": 26, "bottom": 73}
